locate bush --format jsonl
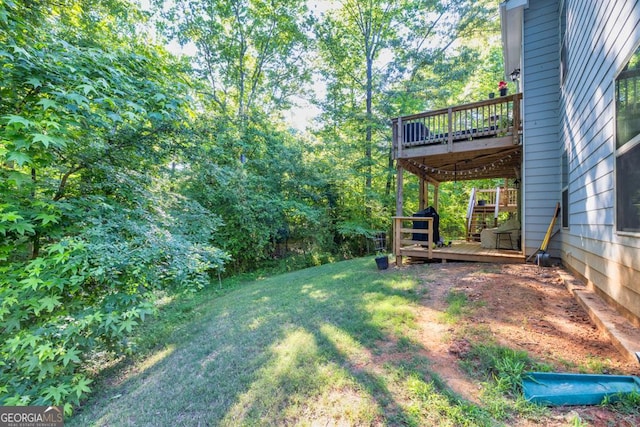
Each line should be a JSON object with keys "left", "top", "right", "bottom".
{"left": 0, "top": 187, "right": 229, "bottom": 414}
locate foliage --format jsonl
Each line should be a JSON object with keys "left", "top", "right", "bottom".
{"left": 154, "top": 0, "right": 312, "bottom": 120}
{"left": 0, "top": 0, "right": 228, "bottom": 411}
{"left": 601, "top": 390, "right": 640, "bottom": 414}
{"left": 461, "top": 343, "right": 533, "bottom": 395}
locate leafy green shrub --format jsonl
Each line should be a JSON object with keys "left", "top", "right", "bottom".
{"left": 0, "top": 189, "right": 229, "bottom": 413}
{"left": 0, "top": 6, "right": 229, "bottom": 409}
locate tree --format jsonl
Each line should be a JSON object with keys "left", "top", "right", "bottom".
{"left": 155, "top": 0, "right": 311, "bottom": 125}
{"left": 313, "top": 0, "right": 496, "bottom": 246}
{"left": 315, "top": 0, "right": 398, "bottom": 212}
{"left": 1, "top": 0, "right": 228, "bottom": 411}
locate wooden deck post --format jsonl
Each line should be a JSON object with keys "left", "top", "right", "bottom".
{"left": 512, "top": 93, "right": 521, "bottom": 144}
{"left": 433, "top": 183, "right": 439, "bottom": 212}
{"left": 419, "top": 178, "right": 426, "bottom": 211}
{"left": 397, "top": 117, "right": 403, "bottom": 158}
{"left": 396, "top": 166, "right": 404, "bottom": 267}
{"left": 393, "top": 217, "right": 402, "bottom": 267}
{"left": 447, "top": 107, "right": 453, "bottom": 152}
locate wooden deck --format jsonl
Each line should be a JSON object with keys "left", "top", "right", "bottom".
{"left": 391, "top": 93, "right": 523, "bottom": 182}
{"left": 399, "top": 241, "right": 525, "bottom": 264}
{"left": 393, "top": 217, "right": 524, "bottom": 265}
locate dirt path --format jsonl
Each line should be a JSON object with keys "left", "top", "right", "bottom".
{"left": 409, "top": 262, "right": 640, "bottom": 426}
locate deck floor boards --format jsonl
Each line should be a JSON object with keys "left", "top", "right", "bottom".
{"left": 399, "top": 241, "right": 524, "bottom": 264}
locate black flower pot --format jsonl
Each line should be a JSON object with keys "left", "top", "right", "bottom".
{"left": 375, "top": 255, "right": 389, "bottom": 270}
{"left": 499, "top": 88, "right": 508, "bottom": 96}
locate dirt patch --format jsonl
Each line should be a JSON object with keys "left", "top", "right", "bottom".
{"left": 410, "top": 262, "right": 640, "bottom": 426}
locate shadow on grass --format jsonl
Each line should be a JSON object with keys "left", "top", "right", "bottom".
{"left": 69, "top": 258, "right": 488, "bottom": 426}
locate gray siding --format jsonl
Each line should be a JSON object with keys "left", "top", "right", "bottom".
{"left": 558, "top": 0, "right": 640, "bottom": 322}
{"left": 522, "top": 0, "right": 561, "bottom": 256}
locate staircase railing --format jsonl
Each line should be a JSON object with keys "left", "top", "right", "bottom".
{"left": 494, "top": 186, "right": 501, "bottom": 220}
{"left": 466, "top": 186, "right": 518, "bottom": 241}
{"left": 466, "top": 187, "right": 477, "bottom": 238}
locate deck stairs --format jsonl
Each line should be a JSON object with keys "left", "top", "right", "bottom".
{"left": 466, "top": 187, "right": 518, "bottom": 241}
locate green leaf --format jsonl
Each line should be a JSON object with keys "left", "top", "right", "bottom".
{"left": 43, "top": 385, "right": 67, "bottom": 405}
{"left": 72, "top": 375, "right": 92, "bottom": 399}
{"left": 38, "top": 99, "right": 59, "bottom": 111}
{"left": 27, "top": 77, "right": 42, "bottom": 88}
{"left": 11, "top": 221, "right": 35, "bottom": 235}
{"left": 38, "top": 361, "right": 56, "bottom": 380}
{"left": 31, "top": 133, "right": 64, "bottom": 148}
{"left": 3, "top": 114, "right": 34, "bottom": 128}
{"left": 20, "top": 276, "right": 43, "bottom": 291}
{"left": 7, "top": 151, "right": 32, "bottom": 166}
{"left": 47, "top": 242, "right": 68, "bottom": 255}
{"left": 62, "top": 347, "right": 82, "bottom": 367}
{"left": 66, "top": 92, "right": 89, "bottom": 106}
{"left": 0, "top": 50, "right": 14, "bottom": 60}
{"left": 118, "top": 317, "right": 138, "bottom": 333}
{"left": 35, "top": 213, "right": 59, "bottom": 225}
{"left": 0, "top": 211, "right": 23, "bottom": 222}
{"left": 38, "top": 295, "right": 62, "bottom": 312}
{"left": 10, "top": 44, "right": 31, "bottom": 58}
{"left": 77, "top": 83, "right": 96, "bottom": 96}
{"left": 107, "top": 112, "right": 122, "bottom": 122}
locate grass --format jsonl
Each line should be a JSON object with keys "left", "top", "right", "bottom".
{"left": 68, "top": 258, "right": 638, "bottom": 426}
{"left": 69, "top": 258, "right": 497, "bottom": 426}
{"left": 458, "top": 342, "right": 549, "bottom": 422}
{"left": 441, "top": 290, "right": 470, "bottom": 323}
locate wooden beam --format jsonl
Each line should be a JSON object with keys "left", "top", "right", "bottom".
{"left": 397, "top": 136, "right": 517, "bottom": 159}
{"left": 399, "top": 159, "right": 440, "bottom": 185}
{"left": 435, "top": 146, "right": 522, "bottom": 170}
{"left": 396, "top": 164, "right": 404, "bottom": 216}
{"left": 397, "top": 117, "right": 403, "bottom": 159}
{"left": 447, "top": 107, "right": 453, "bottom": 152}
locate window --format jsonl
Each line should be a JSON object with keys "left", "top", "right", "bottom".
{"left": 615, "top": 44, "right": 640, "bottom": 233}
{"left": 561, "top": 149, "right": 569, "bottom": 228}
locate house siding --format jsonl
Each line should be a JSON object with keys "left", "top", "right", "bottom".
{"left": 558, "top": 0, "right": 640, "bottom": 323}
{"left": 522, "top": 0, "right": 561, "bottom": 257}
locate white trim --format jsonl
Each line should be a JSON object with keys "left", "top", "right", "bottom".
{"left": 614, "top": 34, "right": 640, "bottom": 236}
{"left": 500, "top": 2, "right": 526, "bottom": 82}
{"left": 503, "top": 0, "right": 529, "bottom": 11}
{"left": 616, "top": 134, "right": 640, "bottom": 157}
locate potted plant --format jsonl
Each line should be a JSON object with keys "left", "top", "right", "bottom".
{"left": 375, "top": 251, "right": 389, "bottom": 270}
{"left": 499, "top": 81, "right": 508, "bottom": 96}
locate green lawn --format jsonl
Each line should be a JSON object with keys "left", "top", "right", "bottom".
{"left": 69, "top": 258, "right": 495, "bottom": 426}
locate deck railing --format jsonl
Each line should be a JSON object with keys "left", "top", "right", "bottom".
{"left": 392, "top": 93, "right": 522, "bottom": 155}
{"left": 393, "top": 216, "right": 433, "bottom": 261}
{"left": 465, "top": 187, "right": 519, "bottom": 241}
{"left": 474, "top": 187, "right": 518, "bottom": 208}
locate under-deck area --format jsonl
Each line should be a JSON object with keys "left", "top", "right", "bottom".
{"left": 391, "top": 94, "right": 524, "bottom": 265}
